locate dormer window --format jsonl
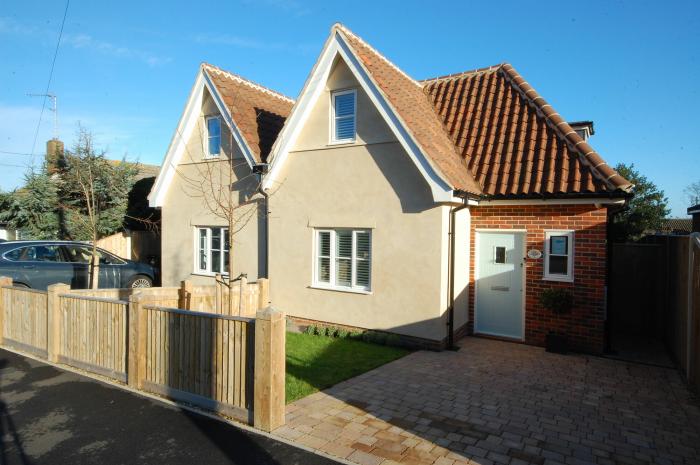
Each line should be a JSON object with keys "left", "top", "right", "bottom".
{"left": 206, "top": 116, "right": 221, "bottom": 157}
{"left": 331, "top": 89, "right": 356, "bottom": 143}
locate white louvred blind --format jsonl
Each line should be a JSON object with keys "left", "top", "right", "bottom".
{"left": 354, "top": 230, "right": 371, "bottom": 288}
{"left": 333, "top": 90, "right": 356, "bottom": 141}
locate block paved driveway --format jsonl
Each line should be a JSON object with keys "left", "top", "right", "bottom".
{"left": 274, "top": 337, "right": 700, "bottom": 465}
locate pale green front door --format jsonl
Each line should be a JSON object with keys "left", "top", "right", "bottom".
{"left": 475, "top": 232, "right": 525, "bottom": 339}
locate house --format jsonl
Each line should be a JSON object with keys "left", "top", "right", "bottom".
{"left": 689, "top": 205, "right": 700, "bottom": 233}
{"left": 148, "top": 63, "right": 293, "bottom": 285}
{"left": 647, "top": 218, "right": 693, "bottom": 236}
{"left": 152, "top": 24, "right": 632, "bottom": 353}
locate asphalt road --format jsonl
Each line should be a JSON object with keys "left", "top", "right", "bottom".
{"left": 0, "top": 348, "right": 339, "bottom": 465}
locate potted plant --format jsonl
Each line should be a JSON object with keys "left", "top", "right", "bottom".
{"left": 539, "top": 288, "right": 574, "bottom": 354}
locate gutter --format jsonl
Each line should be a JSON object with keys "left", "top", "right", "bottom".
{"left": 446, "top": 193, "right": 470, "bottom": 350}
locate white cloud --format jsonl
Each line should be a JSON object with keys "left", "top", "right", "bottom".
{"left": 0, "top": 16, "right": 171, "bottom": 67}
{"left": 194, "top": 33, "right": 315, "bottom": 55}
{"left": 62, "top": 33, "right": 172, "bottom": 67}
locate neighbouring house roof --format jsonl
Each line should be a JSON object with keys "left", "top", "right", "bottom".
{"left": 202, "top": 63, "right": 295, "bottom": 163}
{"left": 108, "top": 160, "right": 161, "bottom": 181}
{"left": 688, "top": 204, "right": 700, "bottom": 215}
{"left": 656, "top": 218, "right": 693, "bottom": 235}
{"left": 336, "top": 24, "right": 632, "bottom": 199}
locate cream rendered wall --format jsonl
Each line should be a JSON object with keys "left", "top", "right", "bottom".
{"left": 161, "top": 89, "right": 264, "bottom": 286}
{"left": 268, "top": 57, "right": 450, "bottom": 342}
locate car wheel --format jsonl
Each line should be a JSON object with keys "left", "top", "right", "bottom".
{"left": 128, "top": 275, "right": 152, "bottom": 288}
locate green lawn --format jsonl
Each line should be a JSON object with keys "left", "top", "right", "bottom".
{"left": 285, "top": 332, "right": 410, "bottom": 403}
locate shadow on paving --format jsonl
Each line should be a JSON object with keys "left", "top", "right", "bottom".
{"left": 0, "top": 349, "right": 339, "bottom": 465}
{"left": 280, "top": 336, "right": 700, "bottom": 465}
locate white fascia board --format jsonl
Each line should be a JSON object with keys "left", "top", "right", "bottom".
{"left": 148, "top": 69, "right": 256, "bottom": 208}
{"left": 476, "top": 198, "right": 626, "bottom": 206}
{"left": 262, "top": 31, "right": 453, "bottom": 202}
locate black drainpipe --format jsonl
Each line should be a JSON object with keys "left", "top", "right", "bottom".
{"left": 446, "top": 195, "right": 470, "bottom": 350}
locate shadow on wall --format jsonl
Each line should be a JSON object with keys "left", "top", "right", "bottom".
{"left": 365, "top": 142, "right": 436, "bottom": 215}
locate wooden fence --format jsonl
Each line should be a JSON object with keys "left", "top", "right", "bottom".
{"left": 95, "top": 230, "right": 160, "bottom": 263}
{"left": 612, "top": 234, "right": 700, "bottom": 393}
{"left": 57, "top": 292, "right": 128, "bottom": 382}
{"left": 139, "top": 306, "right": 254, "bottom": 422}
{"left": 0, "top": 286, "right": 48, "bottom": 357}
{"left": 0, "top": 277, "right": 284, "bottom": 431}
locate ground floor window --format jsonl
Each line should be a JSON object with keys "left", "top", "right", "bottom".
{"left": 195, "top": 226, "right": 230, "bottom": 275}
{"left": 544, "top": 230, "right": 574, "bottom": 282}
{"left": 314, "top": 228, "right": 371, "bottom": 291}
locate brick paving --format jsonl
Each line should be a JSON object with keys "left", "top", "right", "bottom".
{"left": 274, "top": 337, "right": 700, "bottom": 465}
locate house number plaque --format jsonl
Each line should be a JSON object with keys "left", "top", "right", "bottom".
{"left": 527, "top": 249, "right": 542, "bottom": 259}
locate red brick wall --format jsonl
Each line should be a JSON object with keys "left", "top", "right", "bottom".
{"left": 469, "top": 204, "right": 608, "bottom": 353}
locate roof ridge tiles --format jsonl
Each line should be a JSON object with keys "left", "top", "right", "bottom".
{"left": 201, "top": 62, "right": 296, "bottom": 103}
{"left": 499, "top": 64, "right": 632, "bottom": 192}
{"left": 332, "top": 23, "right": 423, "bottom": 88}
{"left": 420, "top": 64, "right": 505, "bottom": 83}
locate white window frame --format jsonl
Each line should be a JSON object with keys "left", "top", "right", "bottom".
{"left": 194, "top": 226, "right": 229, "bottom": 275}
{"left": 205, "top": 115, "right": 221, "bottom": 158}
{"left": 329, "top": 89, "right": 357, "bottom": 144}
{"left": 543, "top": 230, "right": 574, "bottom": 282}
{"left": 313, "top": 228, "right": 371, "bottom": 293}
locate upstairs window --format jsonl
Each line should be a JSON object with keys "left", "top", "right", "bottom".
{"left": 206, "top": 116, "right": 221, "bottom": 157}
{"left": 314, "top": 228, "right": 371, "bottom": 291}
{"left": 544, "top": 231, "right": 574, "bottom": 282}
{"left": 331, "top": 89, "right": 356, "bottom": 143}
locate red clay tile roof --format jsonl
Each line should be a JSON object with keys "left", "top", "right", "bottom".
{"left": 203, "top": 63, "right": 294, "bottom": 163}
{"left": 335, "top": 25, "right": 483, "bottom": 195}
{"left": 335, "top": 24, "right": 631, "bottom": 199}
{"left": 422, "top": 65, "right": 632, "bottom": 197}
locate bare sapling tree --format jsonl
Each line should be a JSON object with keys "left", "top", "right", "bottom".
{"left": 174, "top": 110, "right": 276, "bottom": 315}
{"left": 61, "top": 128, "right": 138, "bottom": 288}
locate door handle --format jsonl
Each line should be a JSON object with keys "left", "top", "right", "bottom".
{"left": 22, "top": 265, "right": 35, "bottom": 269}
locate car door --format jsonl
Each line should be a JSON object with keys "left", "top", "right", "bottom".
{"left": 4, "top": 244, "right": 73, "bottom": 290}
{"left": 61, "top": 245, "right": 91, "bottom": 288}
{"left": 95, "top": 248, "right": 124, "bottom": 288}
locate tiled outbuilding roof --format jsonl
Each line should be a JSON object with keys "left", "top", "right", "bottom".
{"left": 335, "top": 24, "right": 631, "bottom": 199}
{"left": 422, "top": 65, "right": 631, "bottom": 197}
{"left": 203, "top": 63, "right": 294, "bottom": 163}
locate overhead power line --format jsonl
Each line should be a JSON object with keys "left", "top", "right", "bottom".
{"left": 0, "top": 150, "right": 33, "bottom": 156}
{"left": 29, "top": 0, "right": 70, "bottom": 165}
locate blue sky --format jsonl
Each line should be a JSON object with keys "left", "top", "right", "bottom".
{"left": 0, "top": 0, "right": 698, "bottom": 216}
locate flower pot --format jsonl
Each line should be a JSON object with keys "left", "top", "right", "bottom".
{"left": 545, "top": 333, "right": 568, "bottom": 354}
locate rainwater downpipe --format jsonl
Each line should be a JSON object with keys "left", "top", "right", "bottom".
{"left": 446, "top": 195, "right": 470, "bottom": 350}
{"left": 256, "top": 169, "right": 270, "bottom": 279}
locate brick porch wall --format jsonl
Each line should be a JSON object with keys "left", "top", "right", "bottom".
{"left": 468, "top": 204, "right": 608, "bottom": 353}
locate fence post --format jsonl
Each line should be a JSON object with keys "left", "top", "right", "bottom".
{"left": 257, "top": 278, "right": 269, "bottom": 311}
{"left": 239, "top": 275, "right": 248, "bottom": 316}
{"left": 179, "top": 280, "right": 193, "bottom": 310}
{"left": 254, "top": 306, "right": 285, "bottom": 432}
{"left": 47, "top": 283, "right": 70, "bottom": 362}
{"left": 0, "top": 276, "right": 12, "bottom": 345}
{"left": 128, "top": 292, "right": 147, "bottom": 388}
